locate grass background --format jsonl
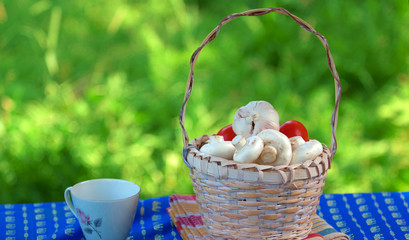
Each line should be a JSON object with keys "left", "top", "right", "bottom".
{"left": 0, "top": 0, "right": 408, "bottom": 203}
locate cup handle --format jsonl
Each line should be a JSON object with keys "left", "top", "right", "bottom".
{"left": 64, "top": 187, "right": 77, "bottom": 218}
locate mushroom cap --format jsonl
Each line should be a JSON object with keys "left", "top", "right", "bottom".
{"left": 203, "top": 135, "right": 224, "bottom": 144}
{"left": 289, "top": 136, "right": 306, "bottom": 152}
{"left": 232, "top": 101, "right": 279, "bottom": 138}
{"left": 233, "top": 136, "right": 263, "bottom": 163}
{"left": 290, "top": 139, "right": 323, "bottom": 165}
{"left": 257, "top": 129, "right": 292, "bottom": 166}
{"left": 232, "top": 135, "right": 246, "bottom": 150}
{"left": 200, "top": 141, "right": 236, "bottom": 160}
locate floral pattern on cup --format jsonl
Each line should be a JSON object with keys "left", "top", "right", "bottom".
{"left": 76, "top": 208, "right": 103, "bottom": 239}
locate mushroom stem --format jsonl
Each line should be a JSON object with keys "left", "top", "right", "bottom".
{"left": 233, "top": 136, "right": 263, "bottom": 163}
{"left": 257, "top": 129, "right": 292, "bottom": 166}
{"left": 259, "top": 146, "right": 278, "bottom": 164}
{"left": 232, "top": 135, "right": 246, "bottom": 150}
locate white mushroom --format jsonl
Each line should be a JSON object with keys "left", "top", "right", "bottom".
{"left": 257, "top": 129, "right": 292, "bottom": 166}
{"left": 203, "top": 135, "right": 224, "bottom": 144}
{"left": 231, "top": 135, "right": 246, "bottom": 150}
{"left": 289, "top": 136, "right": 306, "bottom": 152}
{"left": 256, "top": 146, "right": 278, "bottom": 165}
{"left": 232, "top": 135, "right": 263, "bottom": 163}
{"left": 200, "top": 135, "right": 235, "bottom": 160}
{"left": 232, "top": 101, "right": 279, "bottom": 138}
{"left": 290, "top": 139, "right": 323, "bottom": 165}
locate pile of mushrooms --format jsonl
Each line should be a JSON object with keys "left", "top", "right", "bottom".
{"left": 200, "top": 101, "right": 323, "bottom": 166}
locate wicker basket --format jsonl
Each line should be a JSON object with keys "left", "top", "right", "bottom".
{"left": 179, "top": 7, "right": 341, "bottom": 240}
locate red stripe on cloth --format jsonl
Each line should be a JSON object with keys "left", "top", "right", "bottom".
{"left": 167, "top": 208, "right": 184, "bottom": 234}
{"left": 303, "top": 233, "right": 324, "bottom": 239}
{"left": 177, "top": 216, "right": 204, "bottom": 227}
{"left": 170, "top": 194, "right": 196, "bottom": 201}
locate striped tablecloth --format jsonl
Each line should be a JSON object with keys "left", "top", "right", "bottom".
{"left": 0, "top": 192, "right": 408, "bottom": 239}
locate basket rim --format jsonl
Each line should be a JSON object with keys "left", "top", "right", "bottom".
{"left": 187, "top": 134, "right": 330, "bottom": 185}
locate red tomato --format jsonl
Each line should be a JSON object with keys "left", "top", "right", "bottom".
{"left": 217, "top": 124, "right": 236, "bottom": 141}
{"left": 279, "top": 120, "right": 309, "bottom": 141}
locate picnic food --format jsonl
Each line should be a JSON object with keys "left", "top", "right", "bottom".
{"left": 232, "top": 135, "right": 264, "bottom": 163}
{"left": 257, "top": 129, "right": 293, "bottom": 166}
{"left": 291, "top": 139, "right": 323, "bottom": 165}
{"left": 280, "top": 120, "right": 309, "bottom": 141}
{"left": 216, "top": 124, "right": 236, "bottom": 141}
{"left": 203, "top": 100, "right": 323, "bottom": 166}
{"left": 232, "top": 101, "right": 279, "bottom": 138}
{"left": 199, "top": 135, "right": 235, "bottom": 160}
{"left": 289, "top": 135, "right": 306, "bottom": 150}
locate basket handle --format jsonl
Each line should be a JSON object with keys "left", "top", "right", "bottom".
{"left": 179, "top": 7, "right": 341, "bottom": 165}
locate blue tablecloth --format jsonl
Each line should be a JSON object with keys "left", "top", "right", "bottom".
{"left": 1, "top": 192, "right": 409, "bottom": 239}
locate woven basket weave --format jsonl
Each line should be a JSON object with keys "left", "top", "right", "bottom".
{"left": 179, "top": 7, "right": 341, "bottom": 240}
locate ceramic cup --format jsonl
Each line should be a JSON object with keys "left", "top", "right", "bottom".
{"left": 64, "top": 179, "right": 140, "bottom": 240}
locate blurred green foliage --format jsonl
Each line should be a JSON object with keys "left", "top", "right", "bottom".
{"left": 0, "top": 0, "right": 408, "bottom": 203}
